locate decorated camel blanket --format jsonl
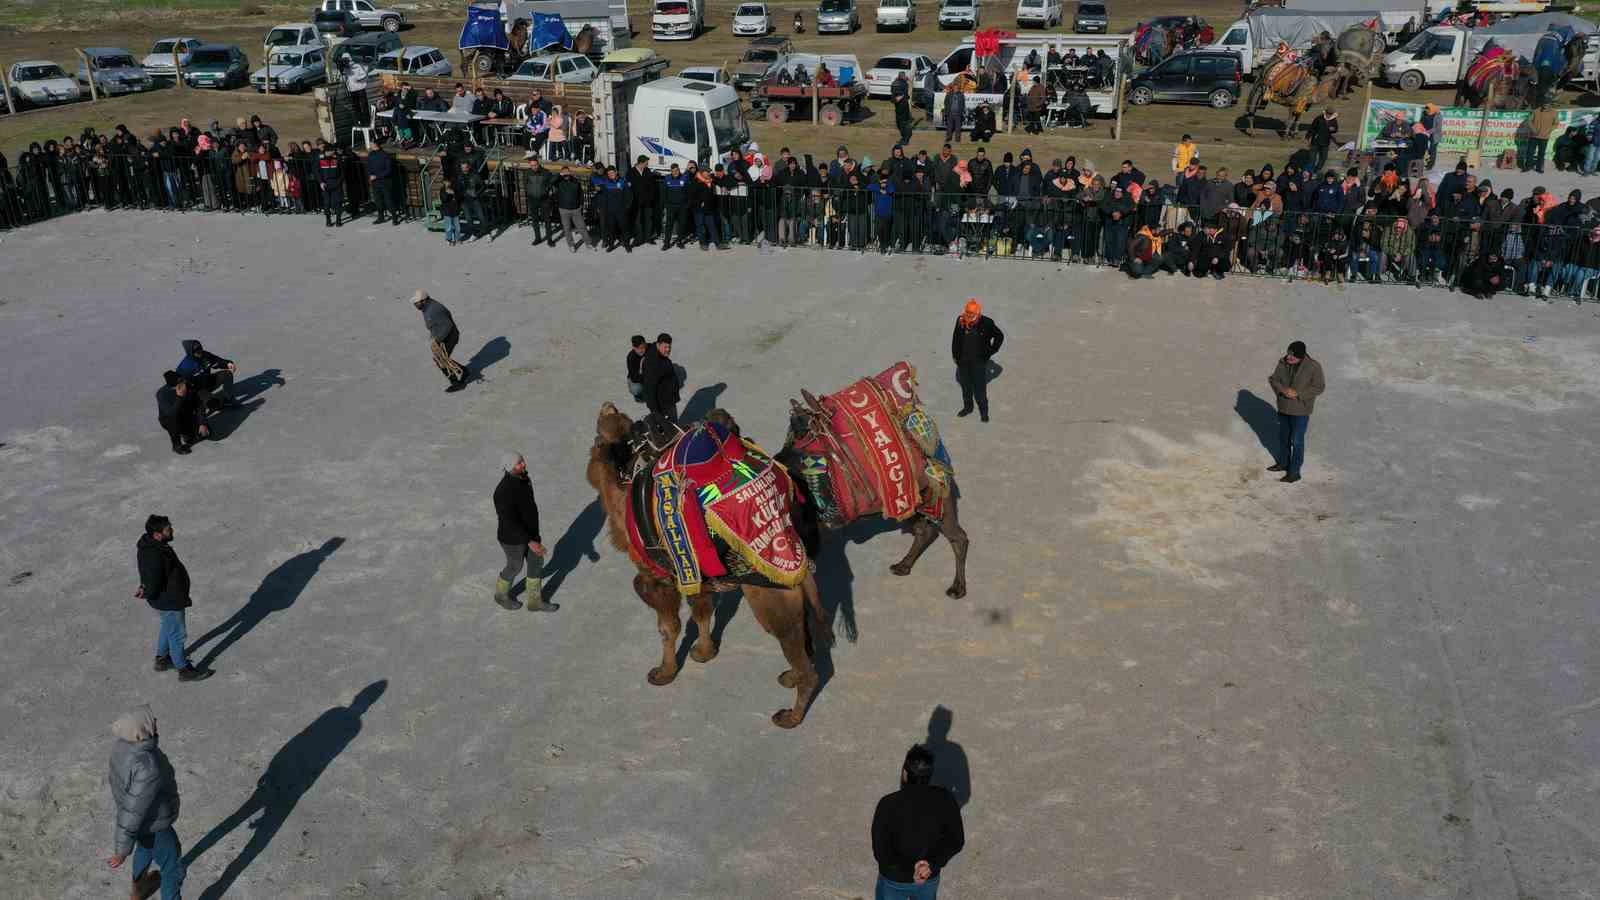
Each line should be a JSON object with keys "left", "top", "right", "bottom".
{"left": 626, "top": 421, "right": 809, "bottom": 596}
{"left": 797, "top": 362, "right": 954, "bottom": 525}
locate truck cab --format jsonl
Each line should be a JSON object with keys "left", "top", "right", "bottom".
{"left": 1382, "top": 26, "right": 1466, "bottom": 90}
{"left": 629, "top": 77, "right": 750, "bottom": 170}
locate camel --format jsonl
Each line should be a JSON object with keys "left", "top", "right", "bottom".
{"left": 1244, "top": 56, "right": 1342, "bottom": 139}
{"left": 585, "top": 402, "right": 827, "bottom": 729}
{"left": 765, "top": 386, "right": 970, "bottom": 600}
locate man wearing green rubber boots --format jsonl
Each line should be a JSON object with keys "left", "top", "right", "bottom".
{"left": 493, "top": 453, "right": 557, "bottom": 612}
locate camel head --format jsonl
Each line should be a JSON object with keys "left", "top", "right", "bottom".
{"left": 704, "top": 408, "right": 740, "bottom": 437}
{"left": 591, "top": 401, "right": 638, "bottom": 484}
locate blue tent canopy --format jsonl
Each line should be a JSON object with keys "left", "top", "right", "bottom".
{"left": 460, "top": 5, "right": 509, "bottom": 52}
{"left": 531, "top": 13, "right": 573, "bottom": 51}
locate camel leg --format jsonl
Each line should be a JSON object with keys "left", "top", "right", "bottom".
{"left": 890, "top": 518, "right": 941, "bottom": 578}
{"left": 746, "top": 587, "right": 819, "bottom": 729}
{"left": 688, "top": 592, "right": 718, "bottom": 663}
{"left": 636, "top": 574, "right": 684, "bottom": 686}
{"left": 938, "top": 490, "right": 971, "bottom": 600}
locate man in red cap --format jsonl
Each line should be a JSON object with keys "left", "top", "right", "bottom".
{"left": 950, "top": 299, "right": 1003, "bottom": 423}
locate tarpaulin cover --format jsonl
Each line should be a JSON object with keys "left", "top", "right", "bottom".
{"left": 459, "top": 4, "right": 509, "bottom": 52}
{"left": 531, "top": 13, "right": 574, "bottom": 51}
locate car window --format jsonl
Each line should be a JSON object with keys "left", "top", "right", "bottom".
{"left": 1222, "top": 27, "right": 1245, "bottom": 46}
{"left": 1158, "top": 56, "right": 1191, "bottom": 75}
{"left": 668, "top": 108, "right": 695, "bottom": 142}
{"left": 559, "top": 58, "right": 575, "bottom": 74}
{"left": 1194, "top": 56, "right": 1227, "bottom": 76}
{"left": 919, "top": 56, "right": 933, "bottom": 68}
{"left": 657, "top": 1, "right": 691, "bottom": 12}
{"left": 820, "top": 0, "right": 851, "bottom": 10}
{"left": 875, "top": 57, "right": 911, "bottom": 69}
{"left": 576, "top": 58, "right": 594, "bottom": 71}
{"left": 944, "top": 48, "right": 972, "bottom": 71}
{"left": 737, "top": 4, "right": 766, "bottom": 14}
{"left": 356, "top": 1, "right": 373, "bottom": 10}
{"left": 97, "top": 54, "right": 139, "bottom": 68}
{"left": 377, "top": 55, "right": 399, "bottom": 71}
{"left": 17, "top": 64, "right": 68, "bottom": 79}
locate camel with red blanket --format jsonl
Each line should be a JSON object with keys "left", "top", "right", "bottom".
{"left": 585, "top": 402, "right": 828, "bottom": 729}
{"left": 775, "top": 362, "right": 971, "bottom": 600}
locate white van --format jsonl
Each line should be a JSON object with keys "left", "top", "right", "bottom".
{"left": 1016, "top": 0, "right": 1062, "bottom": 29}
{"left": 629, "top": 77, "right": 751, "bottom": 171}
{"left": 652, "top": 0, "right": 704, "bottom": 40}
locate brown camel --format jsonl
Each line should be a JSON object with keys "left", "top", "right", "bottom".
{"left": 584, "top": 402, "right": 826, "bottom": 729}
{"left": 1244, "top": 57, "right": 1342, "bottom": 139}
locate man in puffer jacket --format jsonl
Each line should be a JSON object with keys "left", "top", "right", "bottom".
{"left": 107, "top": 704, "right": 185, "bottom": 900}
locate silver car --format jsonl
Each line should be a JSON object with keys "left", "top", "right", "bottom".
{"left": 8, "top": 60, "right": 82, "bottom": 109}
{"left": 77, "top": 48, "right": 156, "bottom": 96}
{"left": 250, "top": 44, "right": 329, "bottom": 93}
{"left": 816, "top": 0, "right": 860, "bottom": 33}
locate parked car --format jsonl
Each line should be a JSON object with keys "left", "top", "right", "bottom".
{"left": 374, "top": 45, "right": 452, "bottom": 77}
{"left": 264, "top": 23, "right": 320, "bottom": 51}
{"left": 77, "top": 48, "right": 156, "bottom": 96}
{"left": 1125, "top": 49, "right": 1240, "bottom": 108}
{"left": 817, "top": 0, "right": 860, "bottom": 33}
{"left": 864, "top": 51, "right": 933, "bottom": 97}
{"left": 8, "top": 60, "right": 82, "bottom": 109}
{"left": 1073, "top": 0, "right": 1107, "bottom": 33}
{"left": 875, "top": 0, "right": 917, "bottom": 31}
{"left": 182, "top": 44, "right": 250, "bottom": 89}
{"left": 510, "top": 52, "right": 599, "bottom": 84}
{"left": 317, "top": 0, "right": 405, "bottom": 32}
{"left": 679, "top": 65, "right": 731, "bottom": 84}
{"left": 732, "top": 2, "right": 772, "bottom": 35}
{"left": 938, "top": 0, "right": 979, "bottom": 30}
{"left": 328, "top": 31, "right": 402, "bottom": 73}
{"left": 251, "top": 44, "right": 328, "bottom": 92}
{"left": 733, "top": 36, "right": 793, "bottom": 89}
{"left": 313, "top": 9, "right": 362, "bottom": 38}
{"left": 141, "top": 36, "right": 202, "bottom": 80}
{"left": 1016, "top": 0, "right": 1062, "bottom": 28}
{"left": 600, "top": 48, "right": 660, "bottom": 71}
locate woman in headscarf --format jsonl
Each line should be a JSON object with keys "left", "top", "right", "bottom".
{"left": 107, "top": 705, "right": 185, "bottom": 900}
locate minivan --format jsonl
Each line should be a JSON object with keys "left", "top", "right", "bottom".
{"left": 1125, "top": 49, "right": 1241, "bottom": 107}
{"left": 1016, "top": 0, "right": 1061, "bottom": 29}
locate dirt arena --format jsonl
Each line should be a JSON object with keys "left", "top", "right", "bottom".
{"left": 3, "top": 208, "right": 1599, "bottom": 898}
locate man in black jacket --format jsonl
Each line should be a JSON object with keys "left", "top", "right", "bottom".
{"left": 871, "top": 745, "right": 964, "bottom": 899}
{"left": 318, "top": 140, "right": 345, "bottom": 226}
{"left": 493, "top": 454, "right": 555, "bottom": 611}
{"left": 134, "top": 515, "right": 212, "bottom": 681}
{"left": 626, "top": 334, "right": 649, "bottom": 401}
{"left": 155, "top": 374, "right": 205, "bottom": 454}
{"left": 175, "top": 338, "right": 237, "bottom": 413}
{"left": 640, "top": 332, "right": 681, "bottom": 424}
{"left": 627, "top": 155, "right": 660, "bottom": 245}
{"left": 366, "top": 139, "right": 396, "bottom": 225}
{"left": 951, "top": 298, "right": 1004, "bottom": 423}
{"left": 555, "top": 167, "right": 596, "bottom": 252}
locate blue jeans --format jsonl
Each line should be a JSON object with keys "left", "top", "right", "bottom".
{"left": 443, "top": 215, "right": 460, "bottom": 243}
{"left": 1278, "top": 413, "right": 1309, "bottom": 477}
{"left": 876, "top": 874, "right": 940, "bottom": 900}
{"left": 1349, "top": 251, "right": 1382, "bottom": 282}
{"left": 131, "top": 826, "right": 185, "bottom": 900}
{"left": 157, "top": 609, "right": 189, "bottom": 668}
{"left": 163, "top": 172, "right": 183, "bottom": 208}
{"left": 1583, "top": 142, "right": 1600, "bottom": 176}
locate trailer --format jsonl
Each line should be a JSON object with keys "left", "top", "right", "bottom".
{"left": 1208, "top": 8, "right": 1399, "bottom": 74}
{"left": 750, "top": 80, "right": 869, "bottom": 124}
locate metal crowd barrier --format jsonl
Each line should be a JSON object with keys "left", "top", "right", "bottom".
{"left": 6, "top": 156, "right": 1597, "bottom": 302}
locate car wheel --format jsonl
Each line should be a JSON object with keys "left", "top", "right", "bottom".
{"left": 1208, "top": 88, "right": 1234, "bottom": 109}
{"left": 1129, "top": 86, "right": 1153, "bottom": 106}
{"left": 382, "top": 16, "right": 400, "bottom": 32}
{"left": 1398, "top": 70, "right": 1424, "bottom": 92}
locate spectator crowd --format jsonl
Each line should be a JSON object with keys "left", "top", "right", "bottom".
{"left": 6, "top": 105, "right": 1600, "bottom": 302}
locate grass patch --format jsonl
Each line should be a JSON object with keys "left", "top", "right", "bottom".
{"left": 0, "top": 0, "right": 298, "bottom": 28}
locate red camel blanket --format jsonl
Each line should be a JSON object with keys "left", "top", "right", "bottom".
{"left": 821, "top": 364, "right": 926, "bottom": 522}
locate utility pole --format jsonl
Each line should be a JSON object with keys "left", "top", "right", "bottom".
{"left": 76, "top": 49, "right": 99, "bottom": 102}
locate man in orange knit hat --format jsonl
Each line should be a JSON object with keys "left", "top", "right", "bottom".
{"left": 950, "top": 298, "right": 1004, "bottom": 423}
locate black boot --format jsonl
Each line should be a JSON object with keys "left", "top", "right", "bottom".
{"left": 153, "top": 655, "right": 173, "bottom": 672}
{"left": 177, "top": 665, "right": 213, "bottom": 682}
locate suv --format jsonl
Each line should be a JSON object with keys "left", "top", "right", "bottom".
{"left": 734, "top": 36, "right": 793, "bottom": 89}
{"left": 1073, "top": 1, "right": 1107, "bottom": 33}
{"left": 1016, "top": 0, "right": 1061, "bottom": 28}
{"left": 816, "top": 0, "right": 859, "bottom": 33}
{"left": 182, "top": 44, "right": 250, "bottom": 89}
{"left": 938, "top": 0, "right": 978, "bottom": 30}
{"left": 875, "top": 0, "right": 916, "bottom": 32}
{"left": 313, "top": 9, "right": 361, "bottom": 38}
{"left": 317, "top": 0, "right": 405, "bottom": 32}
{"left": 251, "top": 44, "right": 327, "bottom": 92}
{"left": 1125, "top": 49, "right": 1241, "bottom": 107}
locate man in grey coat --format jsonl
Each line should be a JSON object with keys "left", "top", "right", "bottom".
{"left": 412, "top": 289, "right": 468, "bottom": 391}
{"left": 1267, "top": 340, "right": 1327, "bottom": 483}
{"left": 107, "top": 705, "right": 184, "bottom": 900}
{"left": 942, "top": 85, "right": 966, "bottom": 144}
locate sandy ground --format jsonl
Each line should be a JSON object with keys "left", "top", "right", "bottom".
{"left": 3, "top": 209, "right": 1600, "bottom": 899}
